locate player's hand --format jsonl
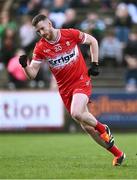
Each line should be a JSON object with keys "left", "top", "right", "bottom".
{"left": 88, "top": 62, "right": 99, "bottom": 76}
{"left": 19, "top": 55, "right": 28, "bottom": 68}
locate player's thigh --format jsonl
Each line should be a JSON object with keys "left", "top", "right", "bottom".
{"left": 71, "top": 93, "right": 89, "bottom": 115}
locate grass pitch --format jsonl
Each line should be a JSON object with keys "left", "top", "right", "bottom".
{"left": 0, "top": 133, "right": 137, "bottom": 179}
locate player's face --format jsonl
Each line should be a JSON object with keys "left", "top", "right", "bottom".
{"left": 35, "top": 20, "right": 54, "bottom": 41}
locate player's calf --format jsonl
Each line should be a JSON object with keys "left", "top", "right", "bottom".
{"left": 100, "top": 125, "right": 114, "bottom": 148}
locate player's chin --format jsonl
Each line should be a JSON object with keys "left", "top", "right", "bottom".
{"left": 44, "top": 36, "right": 51, "bottom": 41}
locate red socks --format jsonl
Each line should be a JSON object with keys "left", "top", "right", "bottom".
{"left": 108, "top": 145, "right": 123, "bottom": 157}
{"left": 95, "top": 121, "right": 123, "bottom": 157}
{"left": 95, "top": 121, "right": 106, "bottom": 134}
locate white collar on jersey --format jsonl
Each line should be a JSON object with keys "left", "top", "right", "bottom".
{"left": 45, "top": 29, "right": 61, "bottom": 44}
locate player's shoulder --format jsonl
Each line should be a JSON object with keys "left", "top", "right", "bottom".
{"left": 34, "top": 38, "right": 46, "bottom": 50}
{"left": 60, "top": 28, "right": 80, "bottom": 36}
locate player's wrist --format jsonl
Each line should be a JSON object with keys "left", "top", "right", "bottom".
{"left": 91, "top": 61, "right": 99, "bottom": 66}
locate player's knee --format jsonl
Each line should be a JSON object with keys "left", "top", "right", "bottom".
{"left": 71, "top": 110, "right": 83, "bottom": 122}
{"left": 84, "top": 125, "right": 96, "bottom": 134}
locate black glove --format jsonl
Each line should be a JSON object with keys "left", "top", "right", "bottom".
{"left": 19, "top": 55, "right": 28, "bottom": 68}
{"left": 88, "top": 62, "right": 99, "bottom": 76}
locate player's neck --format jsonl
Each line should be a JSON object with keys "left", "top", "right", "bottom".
{"left": 46, "top": 29, "right": 60, "bottom": 44}
{"left": 53, "top": 29, "right": 59, "bottom": 41}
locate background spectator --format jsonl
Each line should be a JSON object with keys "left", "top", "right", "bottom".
{"left": 99, "top": 28, "right": 123, "bottom": 66}
{"left": 121, "top": 0, "right": 137, "bottom": 24}
{"left": 124, "top": 28, "right": 137, "bottom": 92}
{"left": 16, "top": 0, "right": 42, "bottom": 16}
{"left": 62, "top": 8, "right": 78, "bottom": 28}
{"left": 80, "top": 12, "right": 106, "bottom": 43}
{"left": 114, "top": 3, "right": 133, "bottom": 47}
{"left": 19, "top": 15, "right": 37, "bottom": 54}
{"left": 0, "top": 11, "right": 17, "bottom": 39}
{"left": 0, "top": 27, "right": 18, "bottom": 67}
{"left": 7, "top": 49, "right": 28, "bottom": 89}
{"left": 49, "top": 0, "right": 68, "bottom": 28}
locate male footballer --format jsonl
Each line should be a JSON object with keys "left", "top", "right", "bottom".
{"left": 19, "top": 14, "right": 125, "bottom": 166}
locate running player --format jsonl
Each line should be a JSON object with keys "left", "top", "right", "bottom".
{"left": 19, "top": 14, "right": 125, "bottom": 166}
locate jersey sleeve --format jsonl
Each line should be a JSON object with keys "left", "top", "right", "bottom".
{"left": 32, "top": 43, "right": 44, "bottom": 62}
{"left": 69, "top": 28, "right": 86, "bottom": 44}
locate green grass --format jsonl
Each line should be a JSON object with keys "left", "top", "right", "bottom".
{"left": 0, "top": 133, "right": 137, "bottom": 179}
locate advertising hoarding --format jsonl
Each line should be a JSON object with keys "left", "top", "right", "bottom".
{"left": 0, "top": 91, "right": 64, "bottom": 130}
{"left": 89, "top": 92, "right": 137, "bottom": 129}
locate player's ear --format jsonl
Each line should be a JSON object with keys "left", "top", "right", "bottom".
{"left": 48, "top": 20, "right": 53, "bottom": 27}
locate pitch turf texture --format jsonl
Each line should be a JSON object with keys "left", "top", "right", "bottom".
{"left": 0, "top": 133, "right": 137, "bottom": 179}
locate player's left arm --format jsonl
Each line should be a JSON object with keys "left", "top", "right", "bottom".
{"left": 82, "top": 32, "right": 99, "bottom": 76}
{"left": 70, "top": 29, "right": 99, "bottom": 76}
{"left": 82, "top": 33, "right": 99, "bottom": 65}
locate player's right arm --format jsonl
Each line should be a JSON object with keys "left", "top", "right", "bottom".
{"left": 19, "top": 55, "right": 41, "bottom": 80}
{"left": 19, "top": 42, "right": 44, "bottom": 79}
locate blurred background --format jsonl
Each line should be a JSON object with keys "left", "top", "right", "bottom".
{"left": 0, "top": 0, "right": 137, "bottom": 132}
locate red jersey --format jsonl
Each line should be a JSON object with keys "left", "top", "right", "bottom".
{"left": 32, "top": 28, "right": 90, "bottom": 92}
